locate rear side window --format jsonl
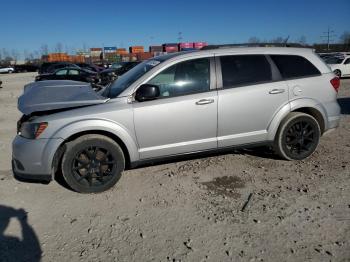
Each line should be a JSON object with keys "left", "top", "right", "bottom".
{"left": 270, "top": 55, "right": 320, "bottom": 79}
{"left": 220, "top": 55, "right": 272, "bottom": 88}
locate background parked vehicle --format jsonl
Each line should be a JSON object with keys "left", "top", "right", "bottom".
{"left": 13, "top": 64, "right": 39, "bottom": 73}
{"left": 0, "top": 66, "right": 14, "bottom": 73}
{"left": 38, "top": 62, "right": 80, "bottom": 74}
{"left": 75, "top": 63, "right": 104, "bottom": 73}
{"left": 35, "top": 67, "right": 99, "bottom": 83}
{"left": 327, "top": 56, "right": 350, "bottom": 77}
{"left": 99, "top": 61, "right": 140, "bottom": 85}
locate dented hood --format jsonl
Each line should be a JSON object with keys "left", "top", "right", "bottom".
{"left": 18, "top": 80, "right": 109, "bottom": 115}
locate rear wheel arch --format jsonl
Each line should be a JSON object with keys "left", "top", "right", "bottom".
{"left": 268, "top": 103, "right": 326, "bottom": 141}
{"left": 274, "top": 112, "right": 321, "bottom": 160}
{"left": 292, "top": 107, "right": 325, "bottom": 134}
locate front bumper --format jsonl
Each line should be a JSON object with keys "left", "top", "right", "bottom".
{"left": 12, "top": 135, "right": 63, "bottom": 181}
{"left": 12, "top": 160, "right": 51, "bottom": 182}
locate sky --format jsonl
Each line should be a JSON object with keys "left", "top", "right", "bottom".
{"left": 1, "top": 0, "right": 349, "bottom": 57}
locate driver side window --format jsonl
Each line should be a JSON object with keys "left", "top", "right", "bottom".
{"left": 147, "top": 58, "right": 210, "bottom": 97}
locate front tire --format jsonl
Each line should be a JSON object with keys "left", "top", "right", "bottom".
{"left": 274, "top": 112, "right": 321, "bottom": 160}
{"left": 61, "top": 134, "right": 125, "bottom": 193}
{"left": 333, "top": 69, "right": 341, "bottom": 77}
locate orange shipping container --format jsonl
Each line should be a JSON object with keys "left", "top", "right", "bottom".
{"left": 136, "top": 52, "right": 153, "bottom": 61}
{"left": 129, "top": 46, "right": 144, "bottom": 54}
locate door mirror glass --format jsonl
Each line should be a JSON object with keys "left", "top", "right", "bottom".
{"left": 135, "top": 84, "right": 160, "bottom": 102}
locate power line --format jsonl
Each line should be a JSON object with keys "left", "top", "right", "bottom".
{"left": 178, "top": 32, "right": 183, "bottom": 42}
{"left": 320, "top": 27, "right": 337, "bottom": 51}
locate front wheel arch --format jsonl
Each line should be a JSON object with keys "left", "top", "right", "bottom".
{"left": 52, "top": 130, "right": 132, "bottom": 180}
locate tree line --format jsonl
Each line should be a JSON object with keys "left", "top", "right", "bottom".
{"left": 1, "top": 32, "right": 349, "bottom": 65}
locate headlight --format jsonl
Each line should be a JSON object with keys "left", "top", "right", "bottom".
{"left": 19, "top": 122, "right": 48, "bottom": 139}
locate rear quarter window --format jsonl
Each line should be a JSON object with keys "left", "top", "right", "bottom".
{"left": 270, "top": 55, "right": 320, "bottom": 79}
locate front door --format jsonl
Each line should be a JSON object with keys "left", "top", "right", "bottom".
{"left": 133, "top": 57, "right": 218, "bottom": 159}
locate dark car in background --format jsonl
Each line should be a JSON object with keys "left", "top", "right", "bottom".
{"left": 75, "top": 63, "right": 104, "bottom": 73}
{"left": 35, "top": 67, "right": 99, "bottom": 83}
{"left": 13, "top": 64, "right": 39, "bottom": 73}
{"left": 100, "top": 61, "right": 140, "bottom": 85}
{"left": 38, "top": 62, "right": 80, "bottom": 74}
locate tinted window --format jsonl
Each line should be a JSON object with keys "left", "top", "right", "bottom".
{"left": 220, "top": 55, "right": 272, "bottom": 88}
{"left": 147, "top": 58, "right": 210, "bottom": 97}
{"left": 325, "top": 57, "right": 343, "bottom": 64}
{"left": 270, "top": 55, "right": 320, "bottom": 79}
{"left": 344, "top": 58, "right": 350, "bottom": 65}
{"left": 68, "top": 69, "right": 79, "bottom": 75}
{"left": 56, "top": 69, "right": 67, "bottom": 75}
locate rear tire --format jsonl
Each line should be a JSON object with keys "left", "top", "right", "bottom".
{"left": 274, "top": 112, "right": 321, "bottom": 160}
{"left": 61, "top": 134, "right": 125, "bottom": 193}
{"left": 334, "top": 69, "right": 341, "bottom": 77}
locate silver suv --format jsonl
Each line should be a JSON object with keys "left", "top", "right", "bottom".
{"left": 13, "top": 47, "right": 341, "bottom": 193}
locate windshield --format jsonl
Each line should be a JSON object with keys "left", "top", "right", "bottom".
{"left": 107, "top": 60, "right": 161, "bottom": 98}
{"left": 325, "top": 57, "right": 344, "bottom": 64}
{"left": 106, "top": 53, "right": 186, "bottom": 98}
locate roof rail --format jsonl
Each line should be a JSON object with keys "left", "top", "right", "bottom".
{"left": 201, "top": 43, "right": 308, "bottom": 50}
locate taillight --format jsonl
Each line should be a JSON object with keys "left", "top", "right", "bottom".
{"left": 330, "top": 77, "right": 340, "bottom": 93}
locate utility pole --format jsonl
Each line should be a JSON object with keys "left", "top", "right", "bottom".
{"left": 178, "top": 32, "right": 183, "bottom": 43}
{"left": 320, "top": 27, "right": 336, "bottom": 51}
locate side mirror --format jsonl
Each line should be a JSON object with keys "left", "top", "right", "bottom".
{"left": 135, "top": 84, "right": 160, "bottom": 102}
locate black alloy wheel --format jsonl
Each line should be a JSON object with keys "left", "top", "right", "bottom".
{"left": 72, "top": 146, "right": 117, "bottom": 187}
{"left": 62, "top": 135, "right": 125, "bottom": 193}
{"left": 283, "top": 120, "right": 318, "bottom": 159}
{"left": 333, "top": 69, "right": 341, "bottom": 78}
{"left": 274, "top": 112, "right": 321, "bottom": 160}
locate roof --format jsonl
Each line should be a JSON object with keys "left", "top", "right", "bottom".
{"left": 155, "top": 47, "right": 315, "bottom": 62}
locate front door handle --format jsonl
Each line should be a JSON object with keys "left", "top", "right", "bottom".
{"left": 196, "top": 99, "right": 214, "bottom": 105}
{"left": 269, "top": 89, "right": 285, "bottom": 94}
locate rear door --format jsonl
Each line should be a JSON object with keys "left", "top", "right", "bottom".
{"left": 216, "top": 54, "right": 289, "bottom": 147}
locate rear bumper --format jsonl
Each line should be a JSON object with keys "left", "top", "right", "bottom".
{"left": 327, "top": 115, "right": 341, "bottom": 130}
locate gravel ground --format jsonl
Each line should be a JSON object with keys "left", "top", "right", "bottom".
{"left": 0, "top": 73, "right": 349, "bottom": 262}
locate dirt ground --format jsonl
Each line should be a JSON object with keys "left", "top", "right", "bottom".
{"left": 0, "top": 73, "right": 349, "bottom": 262}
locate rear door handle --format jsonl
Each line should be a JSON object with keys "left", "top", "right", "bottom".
{"left": 269, "top": 89, "right": 285, "bottom": 94}
{"left": 196, "top": 99, "right": 214, "bottom": 105}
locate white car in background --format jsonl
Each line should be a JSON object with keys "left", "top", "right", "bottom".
{"left": 0, "top": 66, "right": 14, "bottom": 74}
{"left": 326, "top": 56, "right": 350, "bottom": 77}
